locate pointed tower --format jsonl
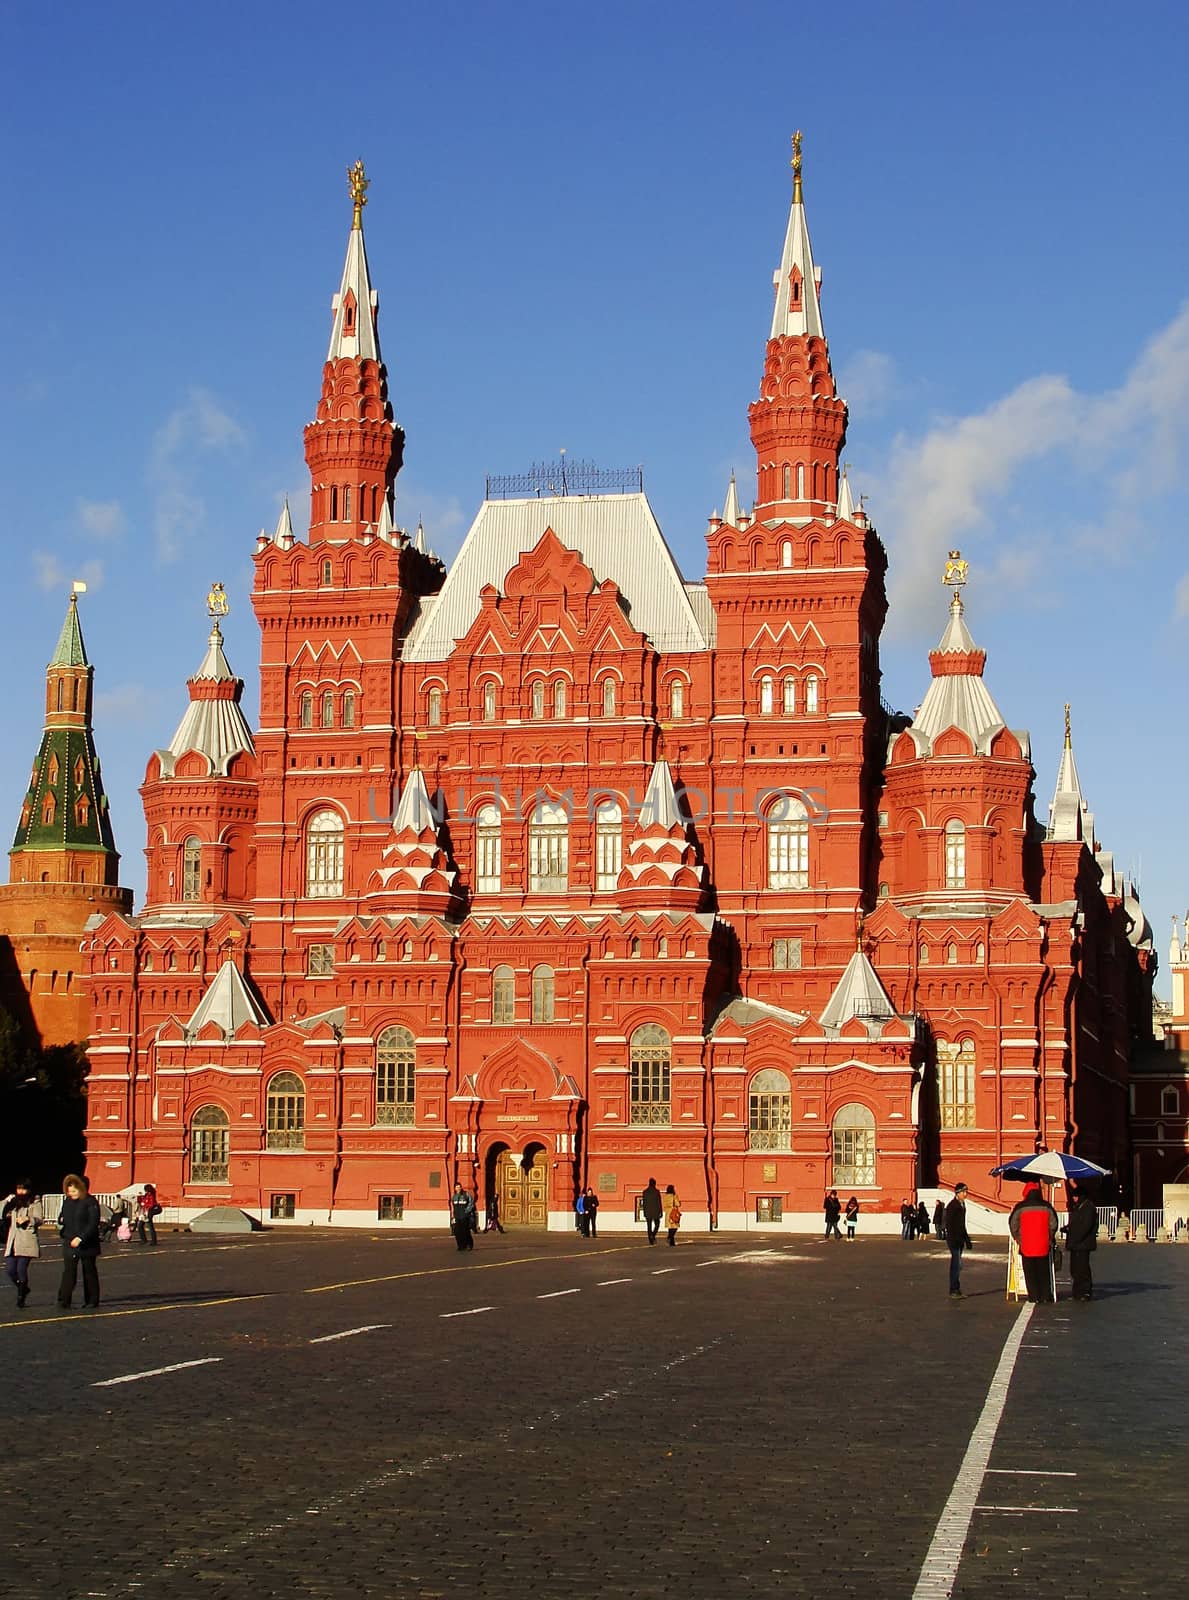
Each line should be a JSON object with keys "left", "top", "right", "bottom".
{"left": 0, "top": 589, "right": 132, "bottom": 1046}
{"left": 303, "top": 160, "right": 404, "bottom": 545}
{"left": 748, "top": 132, "right": 848, "bottom": 520}
{"left": 1048, "top": 705, "right": 1095, "bottom": 845}
{"left": 367, "top": 767, "right": 459, "bottom": 916}
{"left": 141, "top": 591, "right": 258, "bottom": 913}
{"left": 616, "top": 759, "right": 706, "bottom": 910}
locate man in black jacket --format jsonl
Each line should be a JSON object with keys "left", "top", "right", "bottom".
{"left": 640, "top": 1178, "right": 663, "bottom": 1244}
{"left": 944, "top": 1184, "right": 973, "bottom": 1297}
{"left": 1063, "top": 1184, "right": 1098, "bottom": 1301}
{"left": 58, "top": 1174, "right": 101, "bottom": 1311}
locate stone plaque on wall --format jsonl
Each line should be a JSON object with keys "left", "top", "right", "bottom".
{"left": 763, "top": 1162, "right": 778, "bottom": 1183}
{"left": 598, "top": 1172, "right": 617, "bottom": 1192}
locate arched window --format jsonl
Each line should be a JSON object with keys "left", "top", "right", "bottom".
{"left": 760, "top": 676, "right": 774, "bottom": 714}
{"left": 749, "top": 1068, "right": 791, "bottom": 1150}
{"left": 946, "top": 942, "right": 959, "bottom": 965}
{"left": 595, "top": 799, "right": 623, "bottom": 892}
{"left": 482, "top": 681, "right": 497, "bottom": 721}
{"left": 781, "top": 539, "right": 793, "bottom": 569}
{"left": 492, "top": 965, "right": 515, "bottom": 1024}
{"left": 797, "top": 463, "right": 805, "bottom": 499}
{"left": 305, "top": 810, "right": 344, "bottom": 897}
{"left": 782, "top": 677, "right": 796, "bottom": 714}
{"left": 782, "top": 464, "right": 791, "bottom": 498}
{"left": 299, "top": 691, "right": 313, "bottom": 729}
{"left": 531, "top": 681, "right": 545, "bottom": 719}
{"left": 321, "top": 559, "right": 333, "bottom": 586}
{"left": 342, "top": 691, "right": 356, "bottom": 728}
{"left": 342, "top": 486, "right": 352, "bottom": 522}
{"left": 190, "top": 1104, "right": 230, "bottom": 1182}
{"left": 376, "top": 1026, "right": 415, "bottom": 1125}
{"left": 669, "top": 681, "right": 685, "bottom": 719}
{"left": 74, "top": 794, "right": 90, "bottom": 827}
{"left": 1161, "top": 1085, "right": 1180, "bottom": 1116}
{"left": 602, "top": 678, "right": 617, "bottom": 717}
{"left": 329, "top": 487, "right": 339, "bottom": 521}
{"left": 805, "top": 675, "right": 820, "bottom": 713}
{"left": 832, "top": 1103, "right": 875, "bottom": 1185}
{"left": 266, "top": 1071, "right": 305, "bottom": 1149}
{"left": 920, "top": 944, "right": 930, "bottom": 965}
{"left": 552, "top": 679, "right": 567, "bottom": 718}
{"left": 531, "top": 964, "right": 555, "bottom": 1024}
{"left": 427, "top": 687, "right": 443, "bottom": 726}
{"left": 767, "top": 797, "right": 809, "bottom": 889}
{"left": 41, "top": 792, "right": 56, "bottom": 826}
{"left": 321, "top": 691, "right": 335, "bottom": 729}
{"left": 937, "top": 1040, "right": 976, "bottom": 1128}
{"left": 476, "top": 804, "right": 502, "bottom": 893}
{"left": 975, "top": 941, "right": 985, "bottom": 963}
{"left": 629, "top": 1023, "right": 671, "bottom": 1125}
{"left": 945, "top": 820, "right": 967, "bottom": 888}
{"left": 528, "top": 799, "right": 568, "bottom": 892}
{"left": 181, "top": 836, "right": 202, "bottom": 901}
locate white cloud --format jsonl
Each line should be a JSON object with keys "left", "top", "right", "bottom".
{"left": 869, "top": 303, "right": 1189, "bottom": 635}
{"left": 836, "top": 349, "right": 897, "bottom": 418}
{"left": 76, "top": 498, "right": 126, "bottom": 540}
{"left": 32, "top": 553, "right": 105, "bottom": 592}
{"left": 148, "top": 389, "right": 246, "bottom": 561}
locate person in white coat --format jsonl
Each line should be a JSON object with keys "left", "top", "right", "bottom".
{"left": 2, "top": 1181, "right": 43, "bottom": 1308}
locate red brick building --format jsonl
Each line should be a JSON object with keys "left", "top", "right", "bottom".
{"left": 0, "top": 592, "right": 132, "bottom": 1050}
{"left": 1130, "top": 920, "right": 1189, "bottom": 1208}
{"left": 79, "top": 151, "right": 1153, "bottom": 1227}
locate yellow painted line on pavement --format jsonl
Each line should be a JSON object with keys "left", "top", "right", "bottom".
{"left": 3, "top": 1292, "right": 271, "bottom": 1331}
{"left": 306, "top": 1244, "right": 637, "bottom": 1294}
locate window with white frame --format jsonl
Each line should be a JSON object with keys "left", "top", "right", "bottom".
{"left": 307, "top": 943, "right": 334, "bottom": 977}
{"left": 553, "top": 680, "right": 567, "bottom": 718}
{"left": 937, "top": 1040, "right": 976, "bottom": 1129}
{"left": 531, "top": 964, "right": 555, "bottom": 1023}
{"left": 602, "top": 678, "right": 616, "bottom": 717}
{"left": 492, "top": 965, "right": 515, "bottom": 1023}
{"left": 772, "top": 937, "right": 803, "bottom": 970}
{"left": 805, "top": 674, "right": 819, "bottom": 712}
{"left": 376, "top": 1026, "right": 415, "bottom": 1125}
{"left": 629, "top": 1023, "right": 671, "bottom": 1125}
{"left": 182, "top": 837, "right": 202, "bottom": 902}
{"left": 305, "top": 810, "right": 344, "bottom": 897}
{"left": 767, "top": 799, "right": 809, "bottom": 889}
{"left": 595, "top": 800, "right": 623, "bottom": 892}
{"left": 760, "top": 676, "right": 774, "bottom": 714}
{"left": 428, "top": 687, "right": 443, "bottom": 726}
{"left": 300, "top": 691, "right": 313, "bottom": 728}
{"left": 321, "top": 691, "right": 334, "bottom": 729}
{"left": 266, "top": 1071, "right": 305, "bottom": 1150}
{"left": 669, "top": 680, "right": 685, "bottom": 719}
{"left": 342, "top": 691, "right": 356, "bottom": 728}
{"left": 482, "top": 681, "right": 497, "bottom": 721}
{"left": 749, "top": 1068, "right": 791, "bottom": 1150}
{"left": 528, "top": 799, "right": 568, "bottom": 892}
{"left": 782, "top": 677, "right": 796, "bottom": 714}
{"left": 190, "top": 1104, "right": 229, "bottom": 1183}
{"left": 476, "top": 804, "right": 501, "bottom": 893}
{"left": 832, "top": 1102, "right": 875, "bottom": 1185}
{"left": 1161, "top": 1085, "right": 1180, "bottom": 1116}
{"left": 531, "top": 681, "right": 545, "bottom": 719}
{"left": 945, "top": 820, "right": 967, "bottom": 888}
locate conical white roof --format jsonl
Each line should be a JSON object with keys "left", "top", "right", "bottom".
{"left": 770, "top": 190, "right": 824, "bottom": 339}
{"left": 637, "top": 759, "right": 684, "bottom": 830}
{"left": 820, "top": 950, "right": 896, "bottom": 1030}
{"left": 836, "top": 470, "right": 856, "bottom": 522}
{"left": 722, "top": 473, "right": 741, "bottom": 526}
{"left": 186, "top": 959, "right": 270, "bottom": 1037}
{"left": 162, "top": 624, "right": 255, "bottom": 776}
{"left": 393, "top": 768, "right": 439, "bottom": 834}
{"left": 911, "top": 595, "right": 1006, "bottom": 747}
{"left": 1048, "top": 709, "right": 1094, "bottom": 845}
{"left": 328, "top": 223, "right": 380, "bottom": 362}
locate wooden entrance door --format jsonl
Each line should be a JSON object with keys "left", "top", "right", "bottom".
{"left": 496, "top": 1147, "right": 548, "bottom": 1228}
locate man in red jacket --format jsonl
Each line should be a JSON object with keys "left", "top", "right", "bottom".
{"left": 1008, "top": 1181, "right": 1059, "bottom": 1302}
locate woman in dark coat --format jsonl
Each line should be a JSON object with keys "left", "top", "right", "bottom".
{"left": 1063, "top": 1184, "right": 1098, "bottom": 1301}
{"left": 915, "top": 1201, "right": 930, "bottom": 1241}
{"left": 58, "top": 1173, "right": 102, "bottom": 1311}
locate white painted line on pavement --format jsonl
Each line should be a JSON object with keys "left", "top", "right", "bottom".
{"left": 976, "top": 1505, "right": 1078, "bottom": 1514}
{"left": 537, "top": 1288, "right": 581, "bottom": 1299}
{"left": 911, "top": 1301, "right": 1034, "bottom": 1600}
{"left": 986, "top": 1468, "right": 1076, "bottom": 1477}
{"left": 93, "top": 1357, "right": 222, "bottom": 1388}
{"left": 651, "top": 1268, "right": 678, "bottom": 1275}
{"left": 439, "top": 1306, "right": 493, "bottom": 1318}
{"left": 309, "top": 1324, "right": 391, "bottom": 1344}
{"left": 597, "top": 1278, "right": 632, "bottom": 1286}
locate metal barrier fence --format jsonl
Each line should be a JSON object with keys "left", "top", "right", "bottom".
{"left": 33, "top": 1193, "right": 182, "bottom": 1232}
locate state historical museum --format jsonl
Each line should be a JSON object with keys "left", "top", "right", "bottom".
{"left": 79, "top": 150, "right": 1155, "bottom": 1228}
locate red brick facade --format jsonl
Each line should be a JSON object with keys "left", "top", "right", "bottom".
{"left": 79, "top": 160, "right": 1153, "bottom": 1226}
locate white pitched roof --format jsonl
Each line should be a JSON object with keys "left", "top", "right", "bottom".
{"left": 328, "top": 223, "right": 380, "bottom": 362}
{"left": 403, "top": 493, "right": 709, "bottom": 661}
{"left": 820, "top": 951, "right": 896, "bottom": 1029}
{"left": 770, "top": 193, "right": 825, "bottom": 340}
{"left": 185, "top": 959, "right": 270, "bottom": 1037}
{"left": 393, "top": 767, "right": 439, "bottom": 833}
{"left": 911, "top": 596, "right": 1008, "bottom": 749}
{"left": 836, "top": 470, "right": 856, "bottom": 522}
{"left": 160, "top": 625, "right": 255, "bottom": 777}
{"left": 1048, "top": 711, "right": 1094, "bottom": 844}
{"left": 638, "top": 760, "right": 684, "bottom": 830}
{"left": 722, "top": 472, "right": 741, "bottom": 525}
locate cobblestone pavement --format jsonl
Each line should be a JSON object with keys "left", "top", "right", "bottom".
{"left": 0, "top": 1229, "right": 1182, "bottom": 1600}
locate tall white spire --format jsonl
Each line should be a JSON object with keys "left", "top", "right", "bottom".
{"left": 836, "top": 468, "right": 856, "bottom": 521}
{"left": 274, "top": 498, "right": 294, "bottom": 547}
{"left": 1048, "top": 704, "right": 1094, "bottom": 845}
{"left": 328, "top": 166, "right": 380, "bottom": 362}
{"left": 722, "top": 472, "right": 741, "bottom": 526}
{"left": 769, "top": 131, "right": 825, "bottom": 340}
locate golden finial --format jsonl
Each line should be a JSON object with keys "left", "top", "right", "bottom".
{"left": 942, "top": 549, "right": 969, "bottom": 591}
{"left": 791, "top": 130, "right": 804, "bottom": 203}
{"left": 206, "top": 581, "right": 230, "bottom": 620}
{"left": 347, "top": 160, "right": 370, "bottom": 229}
{"left": 1064, "top": 703, "right": 1072, "bottom": 749}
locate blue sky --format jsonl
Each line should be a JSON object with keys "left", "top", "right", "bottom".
{"left": 2, "top": 2, "right": 1186, "bottom": 991}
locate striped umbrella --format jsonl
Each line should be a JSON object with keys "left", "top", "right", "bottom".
{"left": 989, "top": 1151, "right": 1109, "bottom": 1182}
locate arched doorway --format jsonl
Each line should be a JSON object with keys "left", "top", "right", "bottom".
{"left": 488, "top": 1141, "right": 548, "bottom": 1228}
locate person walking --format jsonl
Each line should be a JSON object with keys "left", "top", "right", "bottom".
{"left": 1009, "top": 1180, "right": 1059, "bottom": 1303}
{"left": 900, "top": 1199, "right": 915, "bottom": 1240}
{"left": 944, "top": 1183, "right": 973, "bottom": 1298}
{"left": 584, "top": 1188, "right": 600, "bottom": 1239}
{"left": 932, "top": 1199, "right": 946, "bottom": 1241}
{"left": 1063, "top": 1184, "right": 1098, "bottom": 1301}
{"left": 2, "top": 1180, "right": 43, "bottom": 1309}
{"left": 663, "top": 1185, "right": 682, "bottom": 1247}
{"left": 450, "top": 1183, "right": 475, "bottom": 1251}
{"left": 134, "top": 1183, "right": 159, "bottom": 1246}
{"left": 57, "top": 1174, "right": 101, "bottom": 1312}
{"left": 640, "top": 1178, "right": 663, "bottom": 1245}
{"left": 844, "top": 1195, "right": 859, "bottom": 1240}
{"left": 574, "top": 1190, "right": 588, "bottom": 1237}
{"left": 823, "top": 1190, "right": 843, "bottom": 1240}
{"left": 915, "top": 1200, "right": 930, "bottom": 1242}
{"left": 485, "top": 1192, "right": 505, "bottom": 1234}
